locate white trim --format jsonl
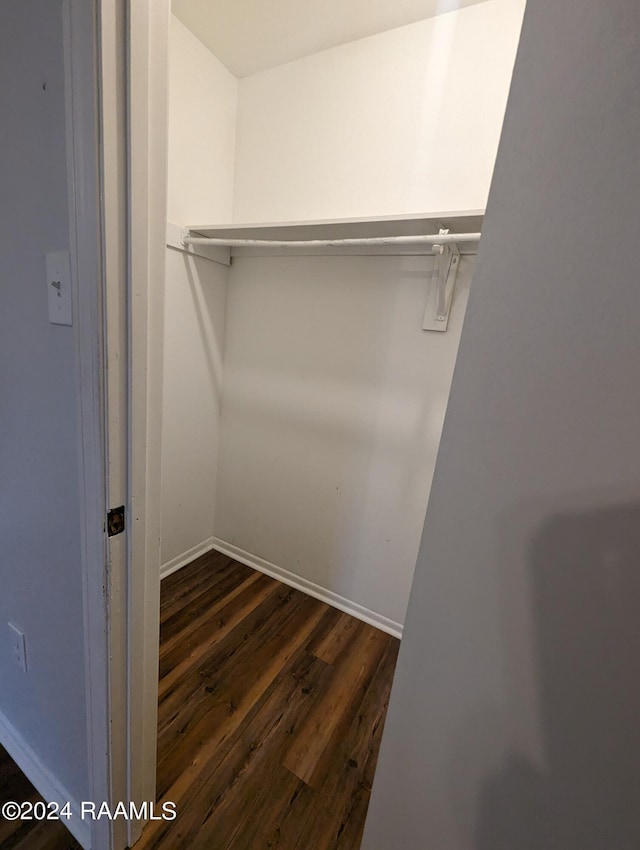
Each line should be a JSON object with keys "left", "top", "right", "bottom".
{"left": 63, "top": 3, "right": 114, "bottom": 849}
{"left": 160, "top": 537, "right": 216, "bottom": 580}
{"left": 0, "top": 709, "right": 91, "bottom": 849}
{"left": 127, "top": 3, "right": 170, "bottom": 845}
{"left": 97, "top": 2, "right": 129, "bottom": 848}
{"left": 210, "top": 537, "right": 403, "bottom": 639}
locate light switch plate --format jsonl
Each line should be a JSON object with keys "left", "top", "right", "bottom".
{"left": 46, "top": 250, "right": 72, "bottom": 326}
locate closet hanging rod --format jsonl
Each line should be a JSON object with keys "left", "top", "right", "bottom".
{"left": 182, "top": 232, "right": 482, "bottom": 249}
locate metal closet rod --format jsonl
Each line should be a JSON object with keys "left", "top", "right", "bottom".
{"left": 183, "top": 232, "right": 482, "bottom": 249}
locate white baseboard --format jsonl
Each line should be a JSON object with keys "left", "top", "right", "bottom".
{"left": 0, "top": 708, "right": 90, "bottom": 849}
{"left": 160, "top": 537, "right": 216, "bottom": 581}
{"left": 210, "top": 537, "right": 403, "bottom": 639}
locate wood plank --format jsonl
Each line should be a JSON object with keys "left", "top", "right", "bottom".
{"left": 0, "top": 786, "right": 40, "bottom": 847}
{"left": 158, "top": 572, "right": 272, "bottom": 685}
{"left": 160, "top": 549, "right": 233, "bottom": 596}
{"left": 303, "top": 604, "right": 344, "bottom": 654}
{"left": 308, "top": 608, "right": 362, "bottom": 665}
{"left": 136, "top": 552, "right": 400, "bottom": 850}
{"left": 159, "top": 555, "right": 240, "bottom": 620}
{"left": 137, "top": 652, "right": 330, "bottom": 850}
{"left": 282, "top": 622, "right": 389, "bottom": 789}
{"left": 158, "top": 588, "right": 325, "bottom": 754}
{"left": 11, "top": 817, "right": 80, "bottom": 850}
{"left": 222, "top": 767, "right": 302, "bottom": 850}
{"left": 258, "top": 776, "right": 316, "bottom": 849}
{"left": 158, "top": 581, "right": 307, "bottom": 728}
{"left": 160, "top": 562, "right": 254, "bottom": 642}
{"left": 292, "top": 639, "right": 400, "bottom": 850}
{"left": 0, "top": 747, "right": 81, "bottom": 850}
{"left": 156, "top": 592, "right": 327, "bottom": 798}
{"left": 1, "top": 552, "right": 400, "bottom": 850}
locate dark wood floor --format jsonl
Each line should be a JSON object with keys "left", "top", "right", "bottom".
{"left": 0, "top": 552, "right": 399, "bottom": 850}
{"left": 0, "top": 746, "right": 81, "bottom": 849}
{"left": 137, "top": 550, "right": 400, "bottom": 850}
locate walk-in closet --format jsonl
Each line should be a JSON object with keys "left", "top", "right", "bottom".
{"left": 142, "top": 2, "right": 526, "bottom": 847}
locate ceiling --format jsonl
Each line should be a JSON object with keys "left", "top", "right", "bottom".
{"left": 172, "top": 0, "right": 488, "bottom": 78}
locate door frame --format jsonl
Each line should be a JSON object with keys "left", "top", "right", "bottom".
{"left": 67, "top": 2, "right": 171, "bottom": 847}
{"left": 70, "top": 2, "right": 171, "bottom": 846}
{"left": 64, "top": 1, "right": 125, "bottom": 848}
{"left": 73, "top": 3, "right": 170, "bottom": 846}
{"left": 125, "top": 1, "right": 171, "bottom": 843}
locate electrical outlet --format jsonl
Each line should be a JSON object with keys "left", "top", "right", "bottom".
{"left": 8, "top": 623, "right": 27, "bottom": 673}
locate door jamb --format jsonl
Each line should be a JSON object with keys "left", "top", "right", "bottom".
{"left": 66, "top": 3, "right": 170, "bottom": 847}
{"left": 64, "top": 2, "right": 120, "bottom": 848}
{"left": 126, "top": 2, "right": 170, "bottom": 844}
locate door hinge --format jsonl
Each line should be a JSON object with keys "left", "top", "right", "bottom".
{"left": 107, "top": 505, "right": 125, "bottom": 537}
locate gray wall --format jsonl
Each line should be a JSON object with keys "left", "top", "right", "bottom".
{"left": 363, "top": 1, "right": 640, "bottom": 847}
{"left": 0, "top": 0, "right": 89, "bottom": 803}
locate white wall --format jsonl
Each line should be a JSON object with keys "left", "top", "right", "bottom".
{"left": 161, "top": 15, "right": 236, "bottom": 570}
{"left": 167, "top": 15, "right": 237, "bottom": 224}
{"left": 233, "top": 0, "right": 525, "bottom": 223}
{"left": 214, "top": 255, "right": 473, "bottom": 628}
{"left": 161, "top": 251, "right": 227, "bottom": 569}
{"left": 163, "top": 3, "right": 522, "bottom": 621}
{"left": 363, "top": 0, "right": 640, "bottom": 846}
{"left": 0, "top": 0, "right": 89, "bottom": 805}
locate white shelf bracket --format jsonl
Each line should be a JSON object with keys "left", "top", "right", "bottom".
{"left": 164, "top": 222, "right": 231, "bottom": 266}
{"left": 422, "top": 227, "right": 460, "bottom": 332}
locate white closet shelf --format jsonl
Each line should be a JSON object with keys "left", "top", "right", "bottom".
{"left": 184, "top": 211, "right": 484, "bottom": 258}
